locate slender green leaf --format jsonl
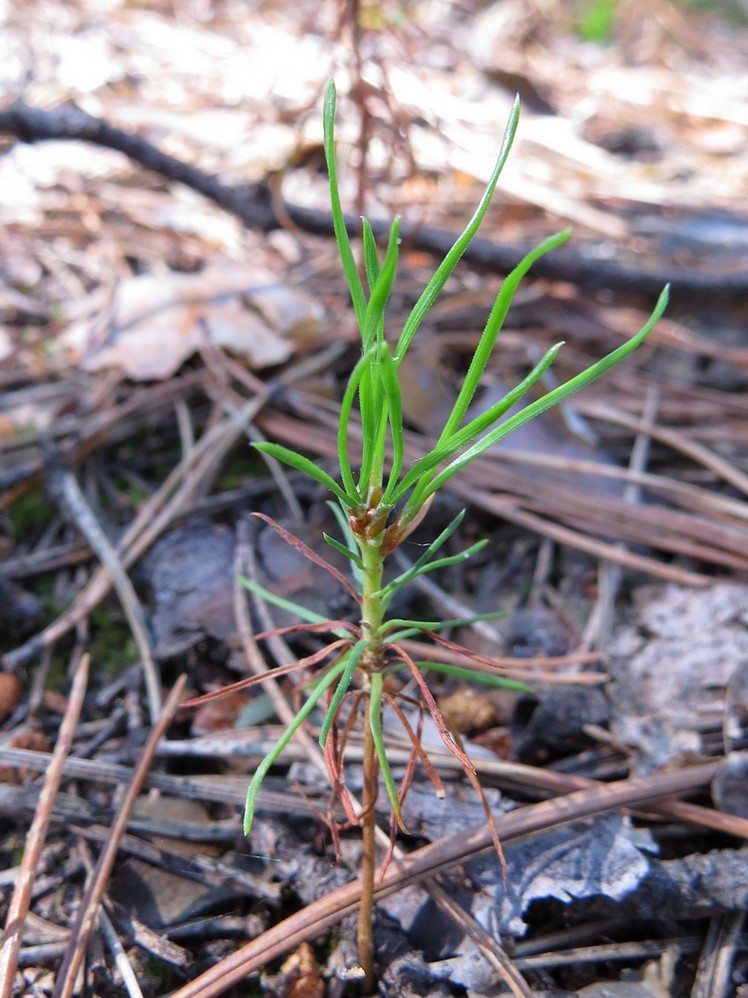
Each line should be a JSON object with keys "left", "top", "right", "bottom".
{"left": 394, "top": 96, "right": 520, "bottom": 365}
{"left": 443, "top": 342, "right": 563, "bottom": 453}
{"left": 357, "top": 346, "right": 380, "bottom": 491}
{"left": 388, "top": 341, "right": 564, "bottom": 505}
{"left": 380, "top": 609, "right": 507, "bottom": 641}
{"left": 376, "top": 509, "right": 465, "bottom": 596}
{"left": 254, "top": 441, "right": 356, "bottom": 506}
{"left": 379, "top": 343, "right": 405, "bottom": 498}
{"left": 359, "top": 223, "right": 401, "bottom": 491}
{"left": 337, "top": 352, "right": 369, "bottom": 501}
{"left": 240, "top": 576, "right": 327, "bottom": 624}
{"left": 368, "top": 672, "right": 403, "bottom": 825}
{"left": 323, "top": 80, "right": 366, "bottom": 330}
{"left": 379, "top": 540, "right": 487, "bottom": 610}
{"left": 323, "top": 532, "right": 364, "bottom": 570}
{"left": 361, "top": 218, "right": 383, "bottom": 351}
{"left": 318, "top": 639, "right": 367, "bottom": 748}
{"left": 386, "top": 660, "right": 531, "bottom": 692}
{"left": 362, "top": 217, "right": 400, "bottom": 349}
{"left": 240, "top": 575, "right": 344, "bottom": 631}
{"left": 416, "top": 285, "right": 670, "bottom": 502}
{"left": 244, "top": 659, "right": 347, "bottom": 834}
{"left": 438, "top": 229, "right": 571, "bottom": 442}
{"left": 364, "top": 344, "right": 391, "bottom": 494}
{"left": 328, "top": 500, "right": 365, "bottom": 589}
{"left": 361, "top": 218, "right": 381, "bottom": 295}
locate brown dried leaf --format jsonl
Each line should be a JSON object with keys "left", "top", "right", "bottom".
{"left": 62, "top": 265, "right": 324, "bottom": 380}
{"left": 191, "top": 690, "right": 251, "bottom": 735}
{"left": 274, "top": 942, "right": 325, "bottom": 998}
{"left": 0, "top": 728, "right": 50, "bottom": 784}
{"left": 437, "top": 686, "right": 497, "bottom": 735}
{"left": 0, "top": 672, "right": 22, "bottom": 721}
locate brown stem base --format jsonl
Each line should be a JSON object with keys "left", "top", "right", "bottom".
{"left": 357, "top": 701, "right": 378, "bottom": 991}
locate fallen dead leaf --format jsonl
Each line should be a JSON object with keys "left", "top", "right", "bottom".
{"left": 274, "top": 942, "right": 325, "bottom": 998}
{"left": 191, "top": 690, "right": 252, "bottom": 735}
{"left": 62, "top": 264, "right": 325, "bottom": 380}
{"left": 437, "top": 686, "right": 497, "bottom": 734}
{"left": 0, "top": 728, "right": 51, "bottom": 784}
{"left": 0, "top": 673, "right": 22, "bottom": 721}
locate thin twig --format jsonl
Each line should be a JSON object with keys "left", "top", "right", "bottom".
{"left": 515, "top": 936, "right": 702, "bottom": 969}
{"left": 97, "top": 904, "right": 144, "bottom": 998}
{"left": 75, "top": 837, "right": 145, "bottom": 998}
{"left": 0, "top": 746, "right": 314, "bottom": 815}
{"left": 1, "top": 99, "right": 745, "bottom": 298}
{"left": 174, "top": 395, "right": 195, "bottom": 458}
{"left": 358, "top": 710, "right": 378, "bottom": 991}
{"left": 581, "top": 384, "right": 660, "bottom": 650}
{"left": 0, "top": 653, "right": 90, "bottom": 998}
{"left": 51, "top": 676, "right": 187, "bottom": 998}
{"left": 54, "top": 469, "right": 162, "bottom": 722}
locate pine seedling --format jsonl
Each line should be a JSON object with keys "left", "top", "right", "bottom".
{"left": 206, "top": 80, "right": 669, "bottom": 986}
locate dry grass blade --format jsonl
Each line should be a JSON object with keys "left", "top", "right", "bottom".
{"left": 450, "top": 480, "right": 716, "bottom": 585}
{"left": 180, "top": 659, "right": 325, "bottom": 708}
{"left": 51, "top": 676, "right": 187, "bottom": 998}
{"left": 395, "top": 642, "right": 508, "bottom": 879}
{"left": 383, "top": 693, "right": 445, "bottom": 799}
{"left": 401, "top": 633, "right": 606, "bottom": 685}
{"left": 579, "top": 398, "right": 748, "bottom": 499}
{"left": 251, "top": 511, "right": 361, "bottom": 602}
{"left": 0, "top": 653, "right": 89, "bottom": 998}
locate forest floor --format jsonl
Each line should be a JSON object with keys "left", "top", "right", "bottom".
{"left": 1, "top": 1, "right": 748, "bottom": 995}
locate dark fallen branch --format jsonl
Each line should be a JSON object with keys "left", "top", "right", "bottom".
{"left": 0, "top": 100, "right": 278, "bottom": 230}
{"left": 1, "top": 98, "right": 743, "bottom": 301}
